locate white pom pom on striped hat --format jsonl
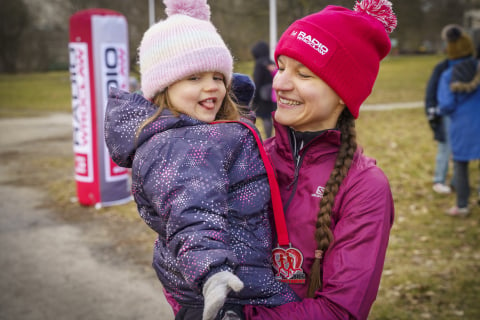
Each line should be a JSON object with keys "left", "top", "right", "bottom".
{"left": 138, "top": 0, "right": 233, "bottom": 99}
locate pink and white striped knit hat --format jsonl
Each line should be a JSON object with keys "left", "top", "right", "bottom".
{"left": 138, "top": 0, "right": 233, "bottom": 99}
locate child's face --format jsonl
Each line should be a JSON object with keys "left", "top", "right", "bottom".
{"left": 167, "top": 72, "right": 226, "bottom": 123}
{"left": 273, "top": 55, "right": 345, "bottom": 132}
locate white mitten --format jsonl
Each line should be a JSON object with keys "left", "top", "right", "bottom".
{"left": 202, "top": 271, "right": 244, "bottom": 320}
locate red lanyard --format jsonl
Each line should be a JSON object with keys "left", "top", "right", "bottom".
{"left": 212, "top": 121, "right": 290, "bottom": 246}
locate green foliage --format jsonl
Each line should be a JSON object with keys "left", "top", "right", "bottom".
{"left": 356, "top": 108, "right": 480, "bottom": 319}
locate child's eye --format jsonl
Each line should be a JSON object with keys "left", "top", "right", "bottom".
{"left": 213, "top": 73, "right": 224, "bottom": 81}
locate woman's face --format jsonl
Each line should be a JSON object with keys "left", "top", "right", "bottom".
{"left": 273, "top": 55, "right": 345, "bottom": 132}
{"left": 167, "top": 71, "right": 226, "bottom": 123}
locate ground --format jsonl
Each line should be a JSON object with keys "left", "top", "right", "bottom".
{"left": 0, "top": 113, "right": 174, "bottom": 320}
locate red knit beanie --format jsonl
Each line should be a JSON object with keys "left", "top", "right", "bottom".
{"left": 274, "top": 0, "right": 397, "bottom": 118}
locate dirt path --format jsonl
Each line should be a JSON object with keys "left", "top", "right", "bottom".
{"left": 0, "top": 113, "right": 174, "bottom": 320}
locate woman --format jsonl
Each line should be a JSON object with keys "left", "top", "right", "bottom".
{"left": 437, "top": 25, "right": 479, "bottom": 216}
{"left": 244, "top": 0, "right": 396, "bottom": 319}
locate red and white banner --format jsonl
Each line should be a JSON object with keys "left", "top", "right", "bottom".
{"left": 69, "top": 9, "right": 131, "bottom": 207}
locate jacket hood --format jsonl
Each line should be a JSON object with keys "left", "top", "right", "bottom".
{"left": 450, "top": 58, "right": 480, "bottom": 93}
{"left": 251, "top": 41, "right": 270, "bottom": 59}
{"left": 104, "top": 87, "right": 199, "bottom": 168}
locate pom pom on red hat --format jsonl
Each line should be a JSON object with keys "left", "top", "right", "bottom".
{"left": 354, "top": 0, "right": 397, "bottom": 34}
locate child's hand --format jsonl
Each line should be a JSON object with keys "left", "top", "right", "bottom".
{"left": 202, "top": 271, "right": 244, "bottom": 320}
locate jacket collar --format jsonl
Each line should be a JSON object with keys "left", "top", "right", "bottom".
{"left": 271, "top": 115, "right": 342, "bottom": 162}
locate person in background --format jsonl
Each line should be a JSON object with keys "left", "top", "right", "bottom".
{"left": 244, "top": 0, "right": 396, "bottom": 319}
{"left": 437, "top": 25, "right": 480, "bottom": 216}
{"left": 232, "top": 73, "right": 256, "bottom": 123}
{"left": 424, "top": 28, "right": 453, "bottom": 194}
{"left": 104, "top": 1, "right": 298, "bottom": 319}
{"left": 267, "top": 63, "right": 279, "bottom": 104}
{"left": 251, "top": 40, "right": 276, "bottom": 138}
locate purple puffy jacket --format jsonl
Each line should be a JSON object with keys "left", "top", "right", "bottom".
{"left": 104, "top": 88, "right": 298, "bottom": 308}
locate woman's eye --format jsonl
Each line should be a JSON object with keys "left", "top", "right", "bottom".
{"left": 299, "top": 72, "right": 312, "bottom": 78}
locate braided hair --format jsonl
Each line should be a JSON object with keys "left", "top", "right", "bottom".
{"left": 306, "top": 108, "right": 357, "bottom": 298}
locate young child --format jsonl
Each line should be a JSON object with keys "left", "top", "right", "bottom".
{"left": 231, "top": 73, "right": 256, "bottom": 123}
{"left": 104, "top": 1, "right": 298, "bottom": 319}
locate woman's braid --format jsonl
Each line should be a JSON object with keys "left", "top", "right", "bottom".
{"left": 306, "top": 109, "right": 357, "bottom": 298}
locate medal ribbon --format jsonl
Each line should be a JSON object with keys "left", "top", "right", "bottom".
{"left": 212, "top": 121, "right": 290, "bottom": 246}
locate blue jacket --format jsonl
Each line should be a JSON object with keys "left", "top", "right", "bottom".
{"left": 438, "top": 58, "right": 480, "bottom": 161}
{"left": 104, "top": 88, "right": 298, "bottom": 308}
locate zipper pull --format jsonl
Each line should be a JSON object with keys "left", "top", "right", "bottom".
{"left": 287, "top": 155, "right": 301, "bottom": 190}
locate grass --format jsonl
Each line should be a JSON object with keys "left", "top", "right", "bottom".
{"left": 2, "top": 54, "right": 480, "bottom": 319}
{"left": 0, "top": 54, "right": 440, "bottom": 116}
{"left": 365, "top": 54, "right": 442, "bottom": 104}
{"left": 356, "top": 108, "right": 480, "bottom": 319}
{"left": 0, "top": 71, "right": 72, "bottom": 117}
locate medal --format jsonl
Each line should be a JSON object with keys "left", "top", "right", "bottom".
{"left": 272, "top": 244, "right": 306, "bottom": 284}
{"left": 256, "top": 131, "right": 305, "bottom": 284}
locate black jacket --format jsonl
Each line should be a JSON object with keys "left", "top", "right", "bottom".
{"left": 425, "top": 59, "right": 449, "bottom": 142}
{"left": 251, "top": 41, "right": 275, "bottom": 117}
